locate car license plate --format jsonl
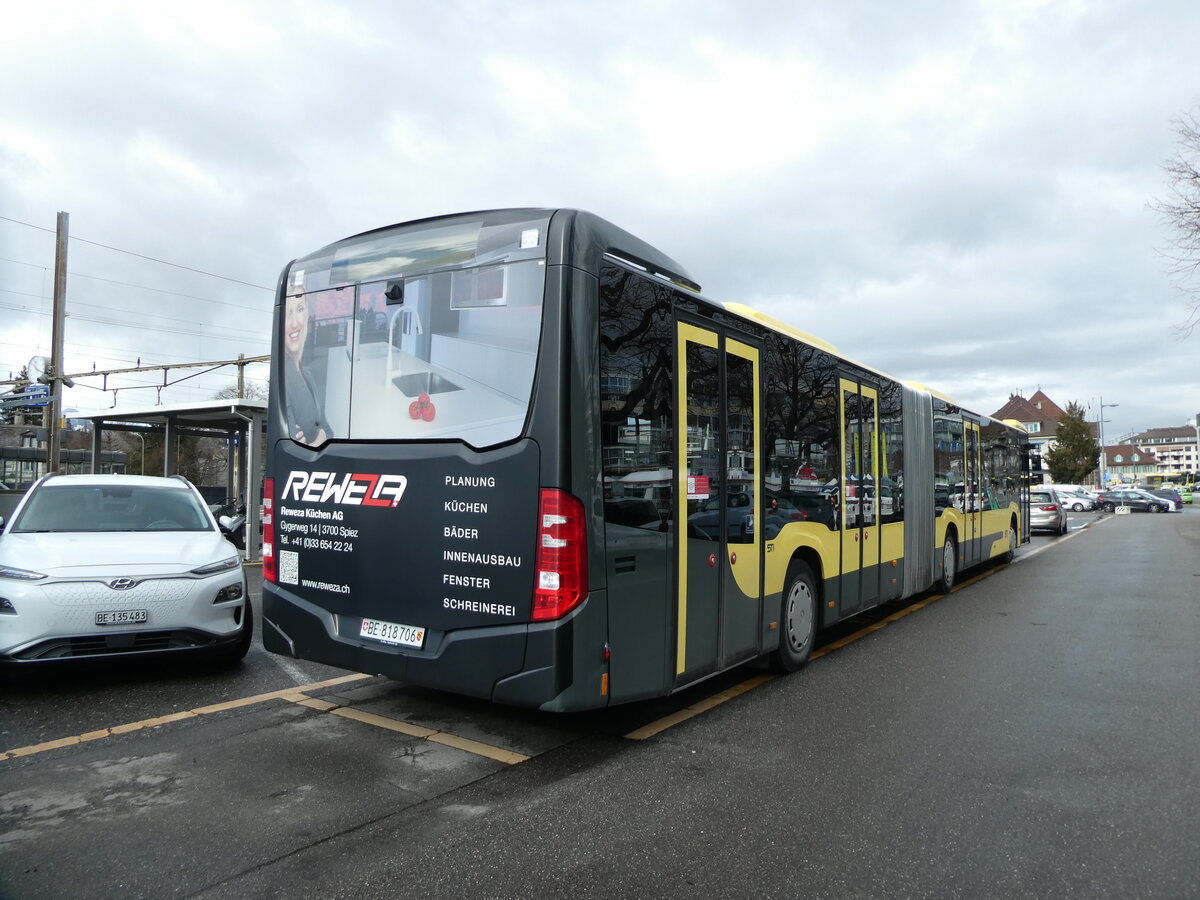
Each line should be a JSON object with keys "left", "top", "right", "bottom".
{"left": 96, "top": 609, "right": 149, "bottom": 626}
{"left": 359, "top": 617, "right": 425, "bottom": 649}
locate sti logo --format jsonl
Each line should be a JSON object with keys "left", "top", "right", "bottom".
{"left": 281, "top": 471, "right": 408, "bottom": 508}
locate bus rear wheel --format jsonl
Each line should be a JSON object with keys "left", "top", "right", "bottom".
{"left": 1000, "top": 525, "right": 1017, "bottom": 563}
{"left": 771, "top": 561, "right": 817, "bottom": 673}
{"left": 938, "top": 535, "right": 957, "bottom": 594}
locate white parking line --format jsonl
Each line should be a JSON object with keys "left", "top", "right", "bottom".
{"left": 267, "top": 650, "right": 320, "bottom": 686}
{"left": 1013, "top": 513, "right": 1111, "bottom": 564}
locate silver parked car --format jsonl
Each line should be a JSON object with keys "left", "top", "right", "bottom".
{"left": 1029, "top": 488, "right": 1069, "bottom": 535}
{"left": 0, "top": 474, "right": 251, "bottom": 666}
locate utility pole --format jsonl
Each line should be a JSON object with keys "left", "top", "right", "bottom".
{"left": 46, "top": 211, "right": 69, "bottom": 474}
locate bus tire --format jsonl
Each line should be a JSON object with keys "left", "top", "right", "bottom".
{"left": 938, "top": 534, "right": 957, "bottom": 594}
{"left": 1000, "top": 522, "right": 1017, "bottom": 563}
{"left": 771, "top": 561, "right": 818, "bottom": 673}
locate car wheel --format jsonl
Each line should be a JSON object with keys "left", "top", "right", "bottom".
{"left": 1072, "top": 502, "right": 1084, "bottom": 512}
{"left": 1060, "top": 518, "right": 1069, "bottom": 535}
{"left": 215, "top": 599, "right": 254, "bottom": 665}
{"left": 1148, "top": 503, "right": 1161, "bottom": 514}
{"left": 1104, "top": 502, "right": 1115, "bottom": 513}
{"left": 770, "top": 561, "right": 818, "bottom": 673}
{"left": 938, "top": 534, "right": 957, "bottom": 593}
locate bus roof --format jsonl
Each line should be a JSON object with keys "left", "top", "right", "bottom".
{"left": 719, "top": 303, "right": 840, "bottom": 355}
{"left": 314, "top": 207, "right": 704, "bottom": 295}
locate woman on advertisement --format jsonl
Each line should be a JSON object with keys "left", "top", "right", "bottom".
{"left": 283, "top": 291, "right": 332, "bottom": 446}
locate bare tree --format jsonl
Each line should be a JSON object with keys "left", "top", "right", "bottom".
{"left": 1154, "top": 106, "right": 1200, "bottom": 335}
{"left": 212, "top": 380, "right": 268, "bottom": 401}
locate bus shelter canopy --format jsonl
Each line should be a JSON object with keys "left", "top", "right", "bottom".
{"left": 82, "top": 399, "right": 266, "bottom": 561}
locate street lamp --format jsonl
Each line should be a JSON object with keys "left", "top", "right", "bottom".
{"left": 1097, "top": 397, "right": 1119, "bottom": 487}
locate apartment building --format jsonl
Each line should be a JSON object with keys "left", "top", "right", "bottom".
{"left": 1127, "top": 425, "right": 1200, "bottom": 479}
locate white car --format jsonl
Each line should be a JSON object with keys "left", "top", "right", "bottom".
{"left": 0, "top": 474, "right": 251, "bottom": 666}
{"left": 1057, "top": 490, "right": 1096, "bottom": 512}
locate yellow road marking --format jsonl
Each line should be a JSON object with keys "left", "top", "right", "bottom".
{"left": 310, "top": 700, "right": 528, "bottom": 763}
{"left": 0, "top": 673, "right": 371, "bottom": 762}
{"left": 289, "top": 696, "right": 339, "bottom": 712}
{"left": 428, "top": 733, "right": 530, "bottom": 765}
{"left": 330, "top": 706, "right": 438, "bottom": 739}
{"left": 625, "top": 674, "right": 777, "bottom": 740}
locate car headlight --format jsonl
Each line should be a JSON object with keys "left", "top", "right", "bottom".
{"left": 0, "top": 564, "right": 47, "bottom": 581}
{"left": 191, "top": 556, "right": 240, "bottom": 576}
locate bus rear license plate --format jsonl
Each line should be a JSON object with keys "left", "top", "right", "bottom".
{"left": 360, "top": 617, "right": 425, "bottom": 649}
{"left": 96, "top": 609, "right": 149, "bottom": 625}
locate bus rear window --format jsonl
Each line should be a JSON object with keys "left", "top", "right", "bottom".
{"left": 280, "top": 216, "right": 548, "bottom": 448}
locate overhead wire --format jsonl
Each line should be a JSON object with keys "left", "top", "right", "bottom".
{"left": 1, "top": 257, "right": 271, "bottom": 314}
{"left": 0, "top": 299, "right": 269, "bottom": 343}
{"left": 0, "top": 215, "right": 273, "bottom": 291}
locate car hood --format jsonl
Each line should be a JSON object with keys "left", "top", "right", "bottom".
{"left": 0, "top": 531, "right": 239, "bottom": 576}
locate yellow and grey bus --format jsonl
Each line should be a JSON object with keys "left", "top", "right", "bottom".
{"left": 262, "top": 208, "right": 1030, "bottom": 711}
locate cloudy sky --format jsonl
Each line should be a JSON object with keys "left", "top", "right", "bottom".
{"left": 2, "top": 0, "right": 1198, "bottom": 441}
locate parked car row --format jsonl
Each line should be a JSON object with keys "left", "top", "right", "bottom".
{"left": 1037, "top": 482, "right": 1197, "bottom": 513}
{"left": 1029, "top": 482, "right": 1186, "bottom": 528}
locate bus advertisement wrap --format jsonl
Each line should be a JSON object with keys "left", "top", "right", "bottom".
{"left": 269, "top": 440, "right": 538, "bottom": 633}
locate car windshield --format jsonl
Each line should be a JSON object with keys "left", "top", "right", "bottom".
{"left": 12, "top": 484, "right": 213, "bottom": 533}
{"left": 1030, "top": 492, "right": 1053, "bottom": 504}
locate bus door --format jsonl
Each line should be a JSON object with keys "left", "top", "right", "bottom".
{"left": 962, "top": 421, "right": 982, "bottom": 568}
{"left": 840, "top": 379, "right": 881, "bottom": 615}
{"left": 675, "top": 322, "right": 762, "bottom": 683}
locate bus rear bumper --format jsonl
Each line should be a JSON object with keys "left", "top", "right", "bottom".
{"left": 262, "top": 584, "right": 574, "bottom": 707}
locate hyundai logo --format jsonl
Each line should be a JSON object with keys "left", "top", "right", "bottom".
{"left": 107, "top": 577, "right": 140, "bottom": 591}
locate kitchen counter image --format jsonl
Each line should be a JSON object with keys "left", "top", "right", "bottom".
{"left": 324, "top": 334, "right": 530, "bottom": 443}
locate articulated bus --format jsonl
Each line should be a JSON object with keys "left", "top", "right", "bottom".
{"left": 262, "top": 208, "right": 1030, "bottom": 712}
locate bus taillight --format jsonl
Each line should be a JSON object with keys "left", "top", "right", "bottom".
{"left": 532, "top": 488, "right": 587, "bottom": 621}
{"left": 262, "top": 478, "right": 276, "bottom": 584}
